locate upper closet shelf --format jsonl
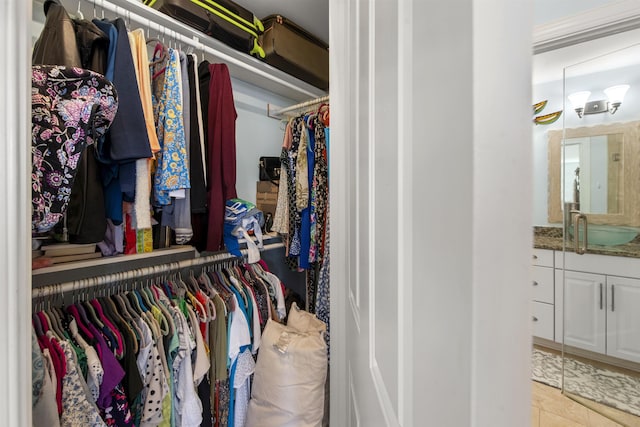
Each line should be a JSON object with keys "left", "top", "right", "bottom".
{"left": 45, "top": 0, "right": 327, "bottom": 102}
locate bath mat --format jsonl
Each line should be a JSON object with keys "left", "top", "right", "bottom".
{"left": 531, "top": 348, "right": 640, "bottom": 417}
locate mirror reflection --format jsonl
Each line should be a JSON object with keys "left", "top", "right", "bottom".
{"left": 547, "top": 120, "right": 640, "bottom": 226}
{"left": 561, "top": 133, "right": 623, "bottom": 215}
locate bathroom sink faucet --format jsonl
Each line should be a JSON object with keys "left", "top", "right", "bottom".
{"left": 564, "top": 201, "right": 588, "bottom": 254}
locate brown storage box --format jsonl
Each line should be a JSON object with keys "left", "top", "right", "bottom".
{"left": 256, "top": 181, "right": 278, "bottom": 216}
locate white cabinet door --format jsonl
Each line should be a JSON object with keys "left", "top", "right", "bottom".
{"left": 558, "top": 270, "right": 606, "bottom": 354}
{"left": 607, "top": 276, "right": 640, "bottom": 363}
{"left": 532, "top": 301, "right": 554, "bottom": 341}
{"left": 532, "top": 265, "right": 554, "bottom": 304}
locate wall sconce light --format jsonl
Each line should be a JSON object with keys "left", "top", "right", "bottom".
{"left": 568, "top": 84, "right": 630, "bottom": 118}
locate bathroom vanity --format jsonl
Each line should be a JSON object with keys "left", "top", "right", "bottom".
{"left": 532, "top": 228, "right": 640, "bottom": 367}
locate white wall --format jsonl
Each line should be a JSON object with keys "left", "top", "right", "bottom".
{"left": 232, "top": 78, "right": 294, "bottom": 205}
{"left": 534, "top": 0, "right": 617, "bottom": 26}
{"left": 532, "top": 40, "right": 640, "bottom": 225}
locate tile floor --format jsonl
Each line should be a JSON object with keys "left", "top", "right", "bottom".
{"left": 532, "top": 380, "right": 640, "bottom": 427}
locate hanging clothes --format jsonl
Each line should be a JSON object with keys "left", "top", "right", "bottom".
{"left": 32, "top": 2, "right": 111, "bottom": 244}
{"left": 205, "top": 63, "right": 238, "bottom": 252}
{"left": 271, "top": 106, "right": 330, "bottom": 317}
{"left": 32, "top": 0, "right": 81, "bottom": 67}
{"left": 35, "top": 258, "right": 293, "bottom": 426}
{"left": 187, "top": 54, "right": 208, "bottom": 216}
{"left": 58, "top": 339, "right": 107, "bottom": 427}
{"left": 161, "top": 51, "right": 194, "bottom": 245}
{"left": 283, "top": 116, "right": 304, "bottom": 269}
{"left": 152, "top": 47, "right": 191, "bottom": 207}
{"left": 107, "top": 18, "right": 153, "bottom": 164}
{"left": 91, "top": 19, "right": 125, "bottom": 233}
{"left": 128, "top": 28, "right": 160, "bottom": 233}
{"left": 31, "top": 65, "right": 118, "bottom": 234}
{"left": 272, "top": 120, "right": 292, "bottom": 237}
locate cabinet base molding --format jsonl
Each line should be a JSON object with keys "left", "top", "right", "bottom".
{"left": 533, "top": 338, "right": 640, "bottom": 373}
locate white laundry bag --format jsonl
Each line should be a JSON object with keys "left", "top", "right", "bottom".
{"left": 245, "top": 303, "right": 327, "bottom": 427}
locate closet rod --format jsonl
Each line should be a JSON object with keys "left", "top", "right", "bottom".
{"left": 267, "top": 95, "right": 329, "bottom": 119}
{"left": 80, "top": 0, "right": 323, "bottom": 100}
{"left": 32, "top": 242, "right": 284, "bottom": 298}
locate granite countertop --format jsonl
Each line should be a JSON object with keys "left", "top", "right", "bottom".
{"left": 534, "top": 226, "right": 640, "bottom": 258}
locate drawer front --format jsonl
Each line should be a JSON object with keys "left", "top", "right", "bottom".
{"left": 532, "top": 301, "right": 554, "bottom": 341}
{"left": 532, "top": 266, "right": 554, "bottom": 304}
{"left": 532, "top": 249, "right": 554, "bottom": 267}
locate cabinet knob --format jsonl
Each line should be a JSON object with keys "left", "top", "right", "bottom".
{"left": 532, "top": 316, "right": 539, "bottom": 322}
{"left": 532, "top": 281, "right": 539, "bottom": 286}
{"left": 533, "top": 255, "right": 538, "bottom": 260}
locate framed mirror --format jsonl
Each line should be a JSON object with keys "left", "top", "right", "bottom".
{"left": 548, "top": 120, "right": 640, "bottom": 226}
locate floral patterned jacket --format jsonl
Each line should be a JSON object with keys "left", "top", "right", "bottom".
{"left": 31, "top": 65, "right": 118, "bottom": 234}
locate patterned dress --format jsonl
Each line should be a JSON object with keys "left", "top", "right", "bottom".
{"left": 152, "top": 48, "right": 190, "bottom": 206}
{"left": 59, "top": 340, "right": 107, "bottom": 427}
{"left": 284, "top": 117, "right": 304, "bottom": 269}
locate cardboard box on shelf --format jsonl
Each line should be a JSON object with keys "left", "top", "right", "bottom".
{"left": 256, "top": 181, "right": 278, "bottom": 216}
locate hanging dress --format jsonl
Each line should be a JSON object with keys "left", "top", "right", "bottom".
{"left": 152, "top": 48, "right": 190, "bottom": 207}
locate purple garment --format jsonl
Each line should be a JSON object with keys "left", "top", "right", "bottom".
{"left": 86, "top": 322, "right": 125, "bottom": 410}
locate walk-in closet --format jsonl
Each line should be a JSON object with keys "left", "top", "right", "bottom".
{"left": 29, "top": 0, "right": 331, "bottom": 425}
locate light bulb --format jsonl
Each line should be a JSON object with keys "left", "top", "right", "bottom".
{"left": 567, "top": 91, "right": 590, "bottom": 118}
{"left": 567, "top": 91, "right": 591, "bottom": 109}
{"left": 604, "top": 84, "right": 630, "bottom": 104}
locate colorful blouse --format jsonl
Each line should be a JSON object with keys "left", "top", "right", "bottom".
{"left": 31, "top": 65, "right": 118, "bottom": 233}
{"left": 152, "top": 48, "right": 190, "bottom": 206}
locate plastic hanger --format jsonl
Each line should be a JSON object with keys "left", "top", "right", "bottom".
{"left": 185, "top": 271, "right": 201, "bottom": 295}
{"left": 66, "top": 304, "right": 95, "bottom": 342}
{"left": 98, "top": 296, "right": 132, "bottom": 356}
{"left": 141, "top": 284, "right": 157, "bottom": 306}
{"left": 173, "top": 271, "right": 198, "bottom": 316}
{"left": 111, "top": 289, "right": 138, "bottom": 320}
{"left": 82, "top": 300, "right": 104, "bottom": 329}
{"left": 170, "top": 274, "right": 188, "bottom": 300}
{"left": 68, "top": 317, "right": 92, "bottom": 355}
{"left": 142, "top": 284, "right": 171, "bottom": 333}
{"left": 306, "top": 113, "right": 316, "bottom": 130}
{"left": 73, "top": 1, "right": 84, "bottom": 20}
{"left": 90, "top": 298, "right": 124, "bottom": 358}
{"left": 54, "top": 306, "right": 80, "bottom": 347}
{"left": 38, "top": 311, "right": 61, "bottom": 341}
{"left": 45, "top": 308, "right": 66, "bottom": 340}
{"left": 150, "top": 42, "right": 169, "bottom": 78}
{"left": 224, "top": 267, "right": 248, "bottom": 309}
{"left": 75, "top": 303, "right": 95, "bottom": 331}
{"left": 210, "top": 270, "right": 234, "bottom": 313}
{"left": 316, "top": 103, "right": 330, "bottom": 126}
{"left": 176, "top": 271, "right": 194, "bottom": 294}
{"left": 32, "top": 312, "right": 45, "bottom": 338}
{"left": 152, "top": 283, "right": 177, "bottom": 329}
{"left": 142, "top": 310, "right": 161, "bottom": 341}
{"left": 127, "top": 290, "right": 145, "bottom": 315}
{"left": 113, "top": 293, "right": 143, "bottom": 344}
{"left": 133, "top": 289, "right": 150, "bottom": 312}
{"left": 190, "top": 271, "right": 215, "bottom": 319}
